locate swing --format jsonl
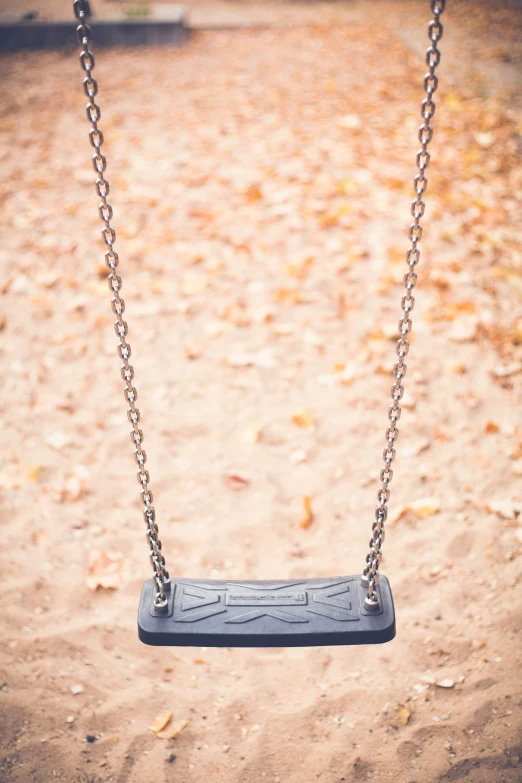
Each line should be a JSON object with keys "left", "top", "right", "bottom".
{"left": 72, "top": 0, "right": 446, "bottom": 647}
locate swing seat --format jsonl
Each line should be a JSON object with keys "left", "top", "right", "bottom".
{"left": 138, "top": 575, "right": 395, "bottom": 647}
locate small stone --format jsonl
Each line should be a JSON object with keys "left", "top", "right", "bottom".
{"left": 86, "top": 734, "right": 96, "bottom": 743}
{"left": 436, "top": 678, "right": 455, "bottom": 689}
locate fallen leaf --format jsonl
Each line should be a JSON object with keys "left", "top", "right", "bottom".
{"left": 150, "top": 712, "right": 173, "bottom": 734}
{"left": 222, "top": 303, "right": 251, "bottom": 327}
{"left": 446, "top": 362, "right": 467, "bottom": 375}
{"left": 224, "top": 474, "right": 250, "bottom": 491}
{"left": 35, "top": 270, "right": 61, "bottom": 289}
{"left": 394, "top": 704, "right": 411, "bottom": 726}
{"left": 409, "top": 498, "right": 441, "bottom": 519}
{"left": 27, "top": 465, "right": 43, "bottom": 481}
{"left": 292, "top": 410, "right": 315, "bottom": 428}
{"left": 245, "top": 183, "right": 263, "bottom": 202}
{"left": 183, "top": 342, "right": 203, "bottom": 360}
{"left": 275, "top": 287, "right": 301, "bottom": 305}
{"left": 485, "top": 499, "right": 522, "bottom": 521}
{"left": 336, "top": 362, "right": 360, "bottom": 385}
{"left": 86, "top": 551, "right": 127, "bottom": 590}
{"left": 157, "top": 718, "right": 188, "bottom": 740}
{"left": 393, "top": 497, "right": 440, "bottom": 523}
{"left": 285, "top": 256, "right": 314, "bottom": 279}
{"left": 485, "top": 421, "right": 499, "bottom": 433}
{"left": 299, "top": 496, "right": 314, "bottom": 529}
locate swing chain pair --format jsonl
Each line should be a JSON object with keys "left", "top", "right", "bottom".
{"left": 74, "top": 0, "right": 445, "bottom": 617}
{"left": 362, "top": 0, "right": 445, "bottom": 610}
{"left": 73, "top": 0, "right": 170, "bottom": 612}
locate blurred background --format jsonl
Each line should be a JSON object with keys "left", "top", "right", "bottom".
{"left": 0, "top": 1, "right": 521, "bottom": 782}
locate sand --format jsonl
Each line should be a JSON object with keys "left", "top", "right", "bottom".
{"left": 1, "top": 2, "right": 522, "bottom": 781}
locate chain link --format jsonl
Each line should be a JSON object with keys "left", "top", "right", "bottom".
{"left": 362, "top": 0, "right": 446, "bottom": 609}
{"left": 73, "top": 0, "right": 170, "bottom": 611}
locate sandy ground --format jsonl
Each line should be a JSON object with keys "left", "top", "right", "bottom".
{"left": 1, "top": 2, "right": 522, "bottom": 782}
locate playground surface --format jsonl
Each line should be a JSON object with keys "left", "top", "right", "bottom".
{"left": 1, "top": 2, "right": 521, "bottom": 781}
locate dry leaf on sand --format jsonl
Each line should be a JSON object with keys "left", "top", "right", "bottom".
{"left": 86, "top": 551, "right": 127, "bottom": 591}
{"left": 393, "top": 498, "right": 440, "bottom": 523}
{"left": 150, "top": 712, "right": 173, "bottom": 733}
{"left": 409, "top": 498, "right": 441, "bottom": 518}
{"left": 485, "top": 498, "right": 522, "bottom": 521}
{"left": 155, "top": 717, "right": 188, "bottom": 740}
{"left": 183, "top": 342, "right": 204, "bottom": 360}
{"left": 245, "top": 183, "right": 263, "bottom": 202}
{"left": 224, "top": 474, "right": 250, "bottom": 491}
{"left": 299, "top": 496, "right": 314, "bottom": 529}
{"left": 292, "top": 410, "right": 315, "bottom": 428}
{"left": 394, "top": 704, "right": 411, "bottom": 726}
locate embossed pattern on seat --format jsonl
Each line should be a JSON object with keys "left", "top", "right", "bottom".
{"left": 138, "top": 575, "right": 395, "bottom": 647}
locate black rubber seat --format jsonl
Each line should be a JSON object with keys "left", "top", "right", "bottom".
{"left": 138, "top": 575, "right": 395, "bottom": 647}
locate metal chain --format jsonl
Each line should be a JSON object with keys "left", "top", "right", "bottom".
{"left": 73, "top": 0, "right": 170, "bottom": 612}
{"left": 73, "top": 0, "right": 445, "bottom": 614}
{"left": 362, "top": 0, "right": 446, "bottom": 610}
